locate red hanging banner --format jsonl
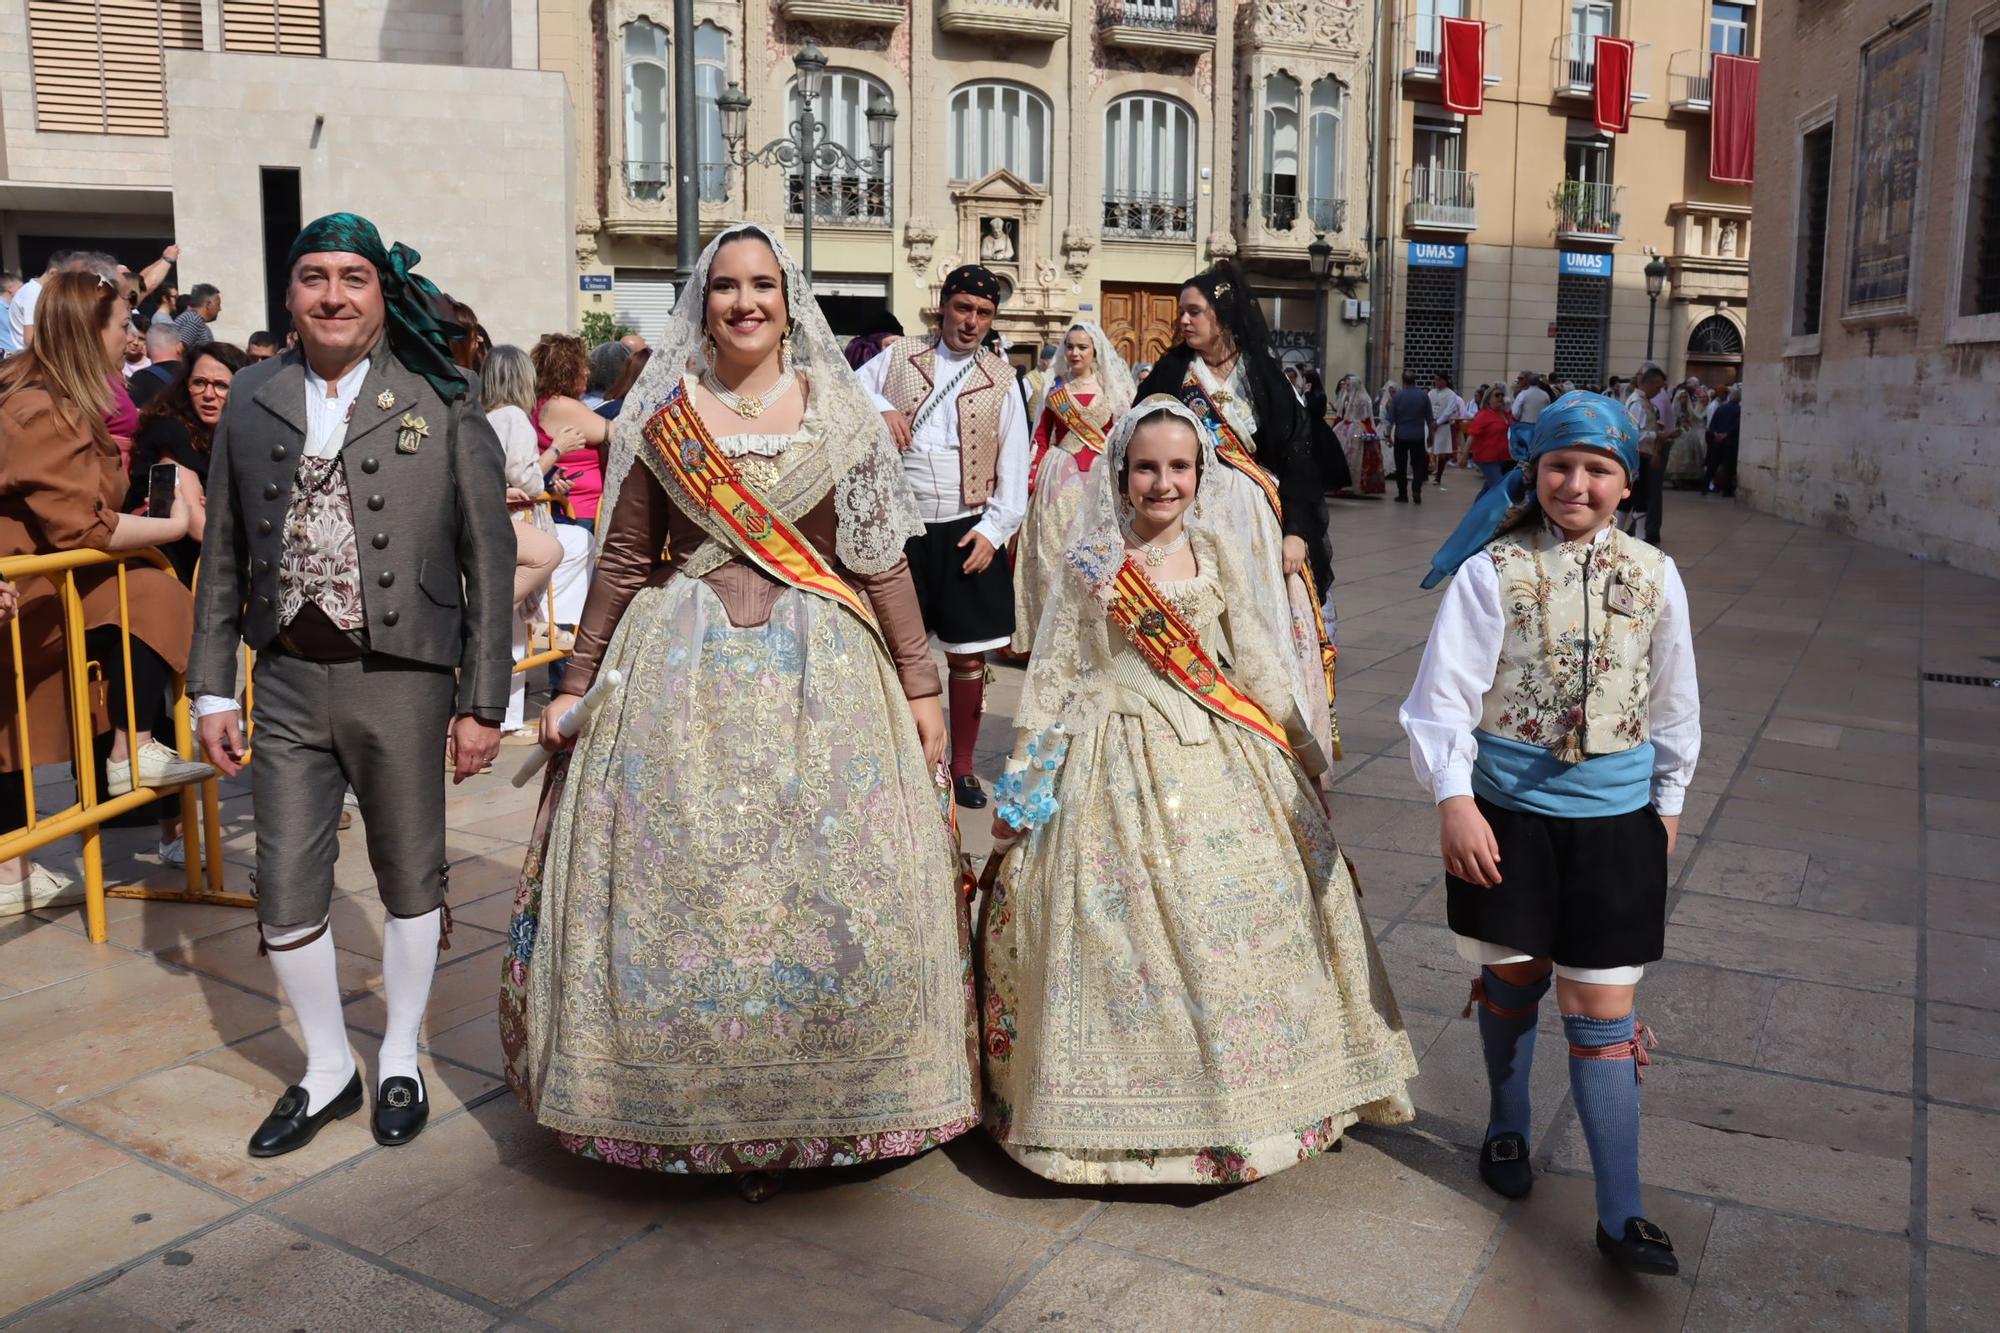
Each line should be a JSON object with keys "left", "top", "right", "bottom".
{"left": 1441, "top": 17, "right": 1487, "bottom": 115}
{"left": 1710, "top": 54, "right": 1759, "bottom": 185}
{"left": 1593, "top": 36, "right": 1635, "bottom": 134}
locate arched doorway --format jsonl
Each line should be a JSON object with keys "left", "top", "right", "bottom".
{"left": 1685, "top": 313, "right": 1743, "bottom": 390}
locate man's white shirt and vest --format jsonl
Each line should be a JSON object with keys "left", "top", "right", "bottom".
{"left": 857, "top": 335, "right": 1030, "bottom": 654}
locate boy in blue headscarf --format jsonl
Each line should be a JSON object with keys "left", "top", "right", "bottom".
{"left": 1397, "top": 392, "right": 1703, "bottom": 1274}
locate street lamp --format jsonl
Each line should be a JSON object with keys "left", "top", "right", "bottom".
{"left": 1643, "top": 252, "right": 1669, "bottom": 362}
{"left": 1307, "top": 235, "right": 1334, "bottom": 383}
{"left": 717, "top": 41, "right": 897, "bottom": 283}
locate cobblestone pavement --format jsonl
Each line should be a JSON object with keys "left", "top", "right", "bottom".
{"left": 3, "top": 481, "right": 1996, "bottom": 1331}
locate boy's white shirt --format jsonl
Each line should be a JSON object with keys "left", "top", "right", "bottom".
{"left": 1398, "top": 525, "right": 1701, "bottom": 815}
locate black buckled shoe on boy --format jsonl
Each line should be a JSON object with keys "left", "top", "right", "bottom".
{"left": 954, "top": 775, "right": 988, "bottom": 810}
{"left": 1478, "top": 1132, "right": 1534, "bottom": 1199}
{"left": 372, "top": 1076, "right": 430, "bottom": 1147}
{"left": 1597, "top": 1217, "right": 1680, "bottom": 1276}
{"left": 247, "top": 1072, "right": 363, "bottom": 1158}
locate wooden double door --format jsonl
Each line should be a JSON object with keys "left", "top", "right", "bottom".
{"left": 1100, "top": 284, "right": 1181, "bottom": 370}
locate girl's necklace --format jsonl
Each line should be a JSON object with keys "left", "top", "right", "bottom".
{"left": 702, "top": 367, "right": 795, "bottom": 419}
{"left": 1123, "top": 522, "right": 1190, "bottom": 568}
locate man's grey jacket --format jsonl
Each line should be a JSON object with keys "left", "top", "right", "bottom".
{"left": 186, "top": 345, "right": 514, "bottom": 721}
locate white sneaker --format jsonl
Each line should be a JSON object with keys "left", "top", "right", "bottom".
{"left": 157, "top": 836, "right": 185, "bottom": 866}
{"left": 0, "top": 862, "right": 83, "bottom": 917}
{"left": 106, "top": 741, "right": 216, "bottom": 797}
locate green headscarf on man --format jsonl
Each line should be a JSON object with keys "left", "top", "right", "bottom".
{"left": 285, "top": 212, "right": 468, "bottom": 401}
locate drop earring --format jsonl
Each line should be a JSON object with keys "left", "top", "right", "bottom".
{"left": 1119, "top": 496, "right": 1134, "bottom": 521}
{"left": 780, "top": 328, "right": 795, "bottom": 374}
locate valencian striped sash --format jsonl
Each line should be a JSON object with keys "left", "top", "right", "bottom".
{"left": 1105, "top": 557, "right": 1291, "bottom": 754}
{"left": 643, "top": 384, "right": 885, "bottom": 651}
{"left": 1177, "top": 370, "right": 1341, "bottom": 719}
{"left": 1044, "top": 383, "right": 1111, "bottom": 452}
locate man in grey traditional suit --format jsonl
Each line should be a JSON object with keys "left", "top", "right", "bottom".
{"left": 189, "top": 214, "right": 513, "bottom": 1156}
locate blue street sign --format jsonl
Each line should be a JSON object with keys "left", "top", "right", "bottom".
{"left": 1558, "top": 250, "right": 1614, "bottom": 277}
{"left": 580, "top": 274, "right": 613, "bottom": 292}
{"left": 1407, "top": 242, "right": 1467, "bottom": 269}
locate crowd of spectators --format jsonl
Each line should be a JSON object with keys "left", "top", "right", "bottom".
{"left": 0, "top": 239, "right": 649, "bottom": 913}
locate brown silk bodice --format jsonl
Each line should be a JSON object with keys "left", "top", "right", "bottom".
{"left": 564, "top": 467, "right": 940, "bottom": 702}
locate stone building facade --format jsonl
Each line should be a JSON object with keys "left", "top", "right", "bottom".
{"left": 547, "top": 1, "right": 1377, "bottom": 374}
{"left": 1369, "top": 0, "right": 1758, "bottom": 395}
{"left": 1743, "top": 0, "right": 2000, "bottom": 577}
{"left": 0, "top": 1, "right": 573, "bottom": 350}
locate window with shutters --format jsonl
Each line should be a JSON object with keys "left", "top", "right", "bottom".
{"left": 27, "top": 1, "right": 201, "bottom": 137}
{"left": 949, "top": 83, "right": 1052, "bottom": 185}
{"left": 1791, "top": 122, "right": 1832, "bottom": 339}
{"left": 1959, "top": 31, "right": 2000, "bottom": 319}
{"left": 220, "top": 1, "right": 324, "bottom": 56}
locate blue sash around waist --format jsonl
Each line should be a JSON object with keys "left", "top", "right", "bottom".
{"left": 1471, "top": 730, "right": 1654, "bottom": 818}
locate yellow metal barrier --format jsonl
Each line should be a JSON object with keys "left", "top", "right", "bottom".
{"left": 0, "top": 547, "right": 244, "bottom": 943}
{"left": 6, "top": 506, "right": 579, "bottom": 943}
{"left": 512, "top": 494, "right": 576, "bottom": 676}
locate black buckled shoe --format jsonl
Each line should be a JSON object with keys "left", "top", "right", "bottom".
{"left": 1597, "top": 1217, "right": 1680, "bottom": 1276}
{"left": 247, "top": 1071, "right": 363, "bottom": 1158}
{"left": 372, "top": 1076, "right": 430, "bottom": 1147}
{"left": 1478, "top": 1132, "right": 1534, "bottom": 1199}
{"left": 954, "top": 775, "right": 988, "bottom": 810}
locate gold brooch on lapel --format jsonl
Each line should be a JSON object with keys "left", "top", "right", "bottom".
{"left": 376, "top": 389, "right": 397, "bottom": 411}
{"left": 396, "top": 413, "right": 429, "bottom": 454}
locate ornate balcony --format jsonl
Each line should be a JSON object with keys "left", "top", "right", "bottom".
{"left": 1550, "top": 31, "right": 1652, "bottom": 103}
{"left": 1102, "top": 190, "right": 1195, "bottom": 241}
{"left": 1668, "top": 49, "right": 1714, "bottom": 112}
{"left": 1406, "top": 167, "right": 1477, "bottom": 233}
{"left": 777, "top": 0, "right": 905, "bottom": 27}
{"left": 1244, "top": 192, "right": 1346, "bottom": 236}
{"left": 622, "top": 160, "right": 727, "bottom": 206}
{"left": 938, "top": 0, "right": 1068, "bottom": 42}
{"left": 786, "top": 169, "right": 891, "bottom": 229}
{"left": 1667, "top": 201, "right": 1751, "bottom": 302}
{"left": 1098, "top": 0, "right": 1216, "bottom": 55}
{"left": 1401, "top": 3, "right": 1503, "bottom": 87}
{"left": 1553, "top": 179, "right": 1624, "bottom": 243}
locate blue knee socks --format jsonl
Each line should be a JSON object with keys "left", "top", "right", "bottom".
{"left": 1564, "top": 1011, "right": 1646, "bottom": 1234}
{"left": 1470, "top": 966, "right": 1549, "bottom": 1142}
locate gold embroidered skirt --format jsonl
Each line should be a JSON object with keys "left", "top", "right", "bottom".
{"left": 980, "top": 709, "right": 1416, "bottom": 1185}
{"left": 502, "top": 578, "right": 977, "bottom": 1173}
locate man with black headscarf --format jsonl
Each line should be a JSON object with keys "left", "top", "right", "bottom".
{"left": 188, "top": 213, "right": 514, "bottom": 1157}
{"left": 856, "top": 263, "right": 1030, "bottom": 809}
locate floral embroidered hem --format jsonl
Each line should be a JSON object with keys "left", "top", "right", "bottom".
{"left": 992, "top": 1107, "right": 1393, "bottom": 1186}
{"left": 553, "top": 1116, "right": 980, "bottom": 1176}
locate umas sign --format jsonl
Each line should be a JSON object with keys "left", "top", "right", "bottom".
{"left": 1558, "top": 251, "right": 1615, "bottom": 277}
{"left": 1407, "top": 242, "right": 1466, "bottom": 269}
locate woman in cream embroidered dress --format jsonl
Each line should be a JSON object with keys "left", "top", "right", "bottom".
{"left": 1011, "top": 321, "right": 1134, "bottom": 652}
{"left": 501, "top": 226, "right": 976, "bottom": 1196}
{"left": 979, "top": 398, "right": 1416, "bottom": 1186}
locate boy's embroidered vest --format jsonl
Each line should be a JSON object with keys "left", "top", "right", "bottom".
{"left": 1480, "top": 525, "right": 1665, "bottom": 763}
{"left": 881, "top": 336, "right": 1008, "bottom": 507}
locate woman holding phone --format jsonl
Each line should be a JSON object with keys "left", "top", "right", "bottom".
{"left": 127, "top": 342, "right": 250, "bottom": 583}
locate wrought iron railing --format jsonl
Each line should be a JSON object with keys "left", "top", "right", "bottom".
{"left": 1668, "top": 49, "right": 1714, "bottom": 108}
{"left": 1096, "top": 0, "right": 1216, "bottom": 34}
{"left": 1247, "top": 192, "right": 1346, "bottom": 235}
{"left": 623, "top": 160, "right": 728, "bottom": 204}
{"left": 1554, "top": 179, "right": 1623, "bottom": 238}
{"left": 1551, "top": 30, "right": 1652, "bottom": 101}
{"left": 1406, "top": 167, "right": 1478, "bottom": 230}
{"left": 786, "top": 170, "right": 891, "bottom": 227}
{"left": 1102, "top": 191, "right": 1196, "bottom": 240}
